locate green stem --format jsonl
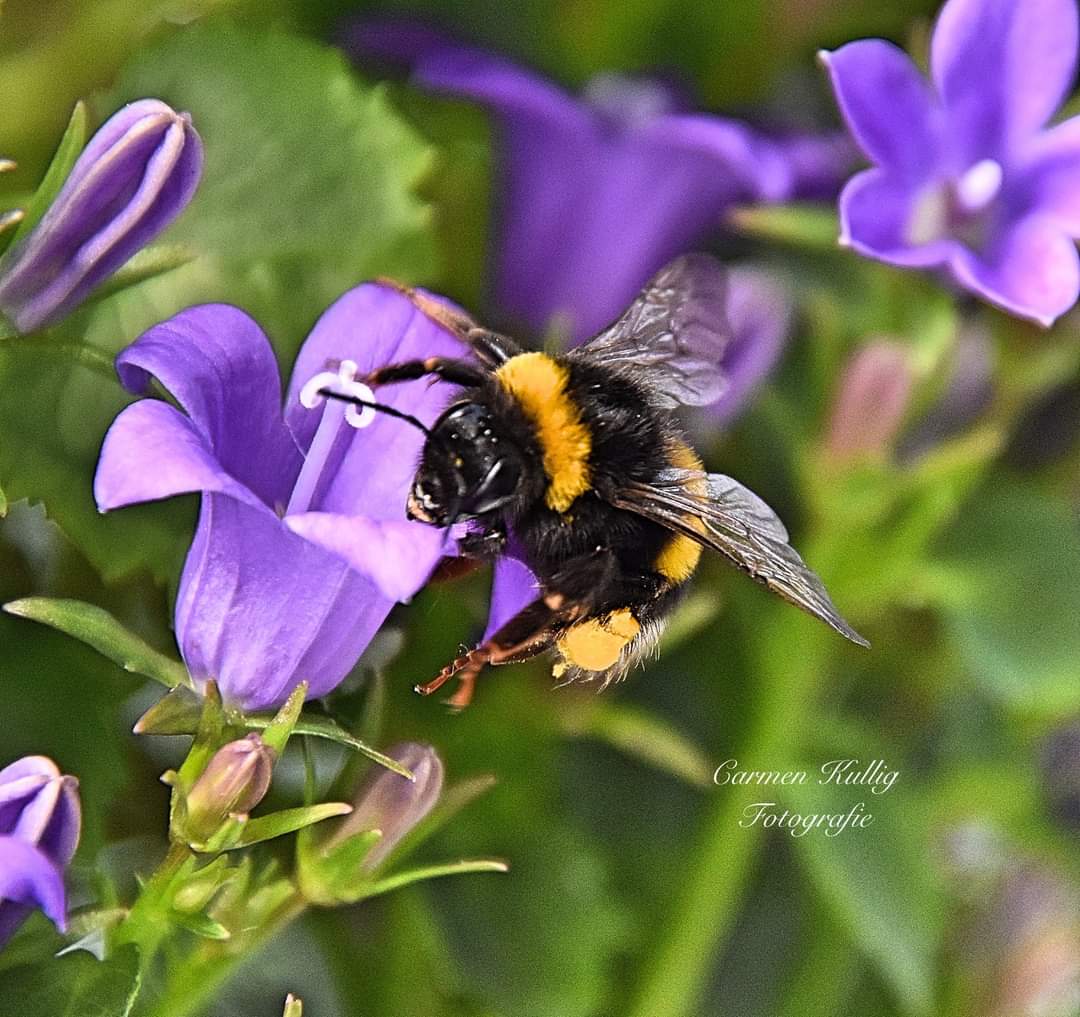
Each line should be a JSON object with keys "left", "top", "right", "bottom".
{"left": 148, "top": 892, "right": 308, "bottom": 1017}
{"left": 625, "top": 596, "right": 836, "bottom": 1017}
{"left": 774, "top": 906, "right": 857, "bottom": 1017}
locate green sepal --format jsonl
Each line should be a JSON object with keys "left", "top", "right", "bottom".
{"left": 168, "top": 910, "right": 231, "bottom": 941}
{"left": 170, "top": 856, "right": 233, "bottom": 914}
{"left": 193, "top": 813, "right": 245, "bottom": 854}
{"left": 5, "top": 101, "right": 88, "bottom": 252}
{"left": 727, "top": 202, "right": 841, "bottom": 251}
{"left": 256, "top": 681, "right": 308, "bottom": 756}
{"left": 176, "top": 682, "right": 229, "bottom": 788}
{"left": 133, "top": 684, "right": 415, "bottom": 778}
{"left": 362, "top": 858, "right": 509, "bottom": 901}
{"left": 233, "top": 802, "right": 352, "bottom": 850}
{"left": 3, "top": 597, "right": 191, "bottom": 689}
{"left": 133, "top": 686, "right": 202, "bottom": 735}
{"left": 283, "top": 994, "right": 303, "bottom": 1017}
{"left": 297, "top": 827, "right": 383, "bottom": 905}
{"left": 245, "top": 708, "right": 413, "bottom": 778}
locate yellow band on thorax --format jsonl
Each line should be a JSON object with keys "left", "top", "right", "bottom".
{"left": 495, "top": 352, "right": 592, "bottom": 513}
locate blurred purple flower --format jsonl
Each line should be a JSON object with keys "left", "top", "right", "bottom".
{"left": 821, "top": 0, "right": 1080, "bottom": 326}
{"left": 95, "top": 285, "right": 465, "bottom": 711}
{"left": 0, "top": 755, "right": 81, "bottom": 948}
{"left": 351, "top": 23, "right": 844, "bottom": 341}
{"left": 326, "top": 742, "right": 444, "bottom": 871}
{"left": 0, "top": 100, "right": 202, "bottom": 334}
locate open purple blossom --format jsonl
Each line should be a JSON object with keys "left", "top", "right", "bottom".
{"left": 95, "top": 285, "right": 466, "bottom": 711}
{"left": 821, "top": 0, "right": 1080, "bottom": 326}
{"left": 0, "top": 755, "right": 81, "bottom": 948}
{"left": 351, "top": 23, "right": 846, "bottom": 342}
{"left": 0, "top": 100, "right": 202, "bottom": 334}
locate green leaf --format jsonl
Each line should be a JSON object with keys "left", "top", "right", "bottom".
{"left": 560, "top": 702, "right": 712, "bottom": 787}
{"left": 0, "top": 482, "right": 7, "bottom": 517}
{"left": 234, "top": 802, "right": 353, "bottom": 849}
{"left": 3, "top": 597, "right": 190, "bottom": 688}
{"left": 6, "top": 101, "right": 88, "bottom": 250}
{"left": 0, "top": 335, "right": 195, "bottom": 584}
{"left": 283, "top": 994, "right": 303, "bottom": 1017}
{"left": 0, "top": 944, "right": 141, "bottom": 1017}
{"left": 928, "top": 482, "right": 1080, "bottom": 719}
{"left": 784, "top": 781, "right": 944, "bottom": 1017}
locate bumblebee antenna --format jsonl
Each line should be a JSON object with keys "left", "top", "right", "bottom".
{"left": 318, "top": 388, "right": 433, "bottom": 437}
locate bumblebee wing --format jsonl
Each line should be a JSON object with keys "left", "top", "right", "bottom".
{"left": 375, "top": 277, "right": 522, "bottom": 367}
{"left": 574, "top": 253, "right": 730, "bottom": 408}
{"left": 609, "top": 469, "right": 869, "bottom": 646}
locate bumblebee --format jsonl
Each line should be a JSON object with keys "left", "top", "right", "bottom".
{"left": 332, "top": 254, "right": 867, "bottom": 708}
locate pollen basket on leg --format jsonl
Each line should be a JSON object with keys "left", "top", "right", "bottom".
{"left": 556, "top": 610, "right": 641, "bottom": 672}
{"left": 494, "top": 352, "right": 591, "bottom": 513}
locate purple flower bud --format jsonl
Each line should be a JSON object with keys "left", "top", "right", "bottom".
{"left": 0, "top": 99, "right": 202, "bottom": 333}
{"left": 329, "top": 742, "right": 444, "bottom": 871}
{"left": 825, "top": 339, "right": 914, "bottom": 462}
{"left": 0, "top": 755, "right": 81, "bottom": 948}
{"left": 185, "top": 734, "right": 275, "bottom": 841}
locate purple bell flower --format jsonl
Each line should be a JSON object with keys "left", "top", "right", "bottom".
{"left": 821, "top": 0, "right": 1080, "bottom": 326}
{"left": 95, "top": 284, "right": 466, "bottom": 711}
{"left": 0, "top": 755, "right": 81, "bottom": 948}
{"left": 351, "top": 23, "right": 842, "bottom": 342}
{"left": 0, "top": 99, "right": 202, "bottom": 334}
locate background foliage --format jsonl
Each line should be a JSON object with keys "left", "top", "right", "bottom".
{"left": 1, "top": 1, "right": 1078, "bottom": 1015}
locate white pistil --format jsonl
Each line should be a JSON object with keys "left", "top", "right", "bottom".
{"left": 954, "top": 159, "right": 1003, "bottom": 215}
{"left": 298, "top": 359, "right": 377, "bottom": 429}
{"left": 287, "top": 361, "right": 377, "bottom": 516}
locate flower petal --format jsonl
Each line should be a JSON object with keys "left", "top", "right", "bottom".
{"left": 706, "top": 266, "right": 792, "bottom": 425}
{"left": 819, "top": 41, "right": 940, "bottom": 182}
{"left": 116, "top": 304, "right": 301, "bottom": 509}
{"left": 483, "top": 551, "right": 540, "bottom": 641}
{"left": 95, "top": 399, "right": 268, "bottom": 513}
{"left": 1012, "top": 116, "right": 1080, "bottom": 233}
{"left": 949, "top": 215, "right": 1080, "bottom": 326}
{"left": 285, "top": 284, "right": 468, "bottom": 521}
{"left": 839, "top": 168, "right": 957, "bottom": 267}
{"left": 285, "top": 513, "right": 450, "bottom": 602}
{"left": 175, "top": 494, "right": 394, "bottom": 710}
{"left": 932, "top": 0, "right": 1078, "bottom": 159}
{"left": 0, "top": 837, "right": 66, "bottom": 939}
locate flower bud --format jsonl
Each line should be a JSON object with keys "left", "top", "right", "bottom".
{"left": 0, "top": 99, "right": 202, "bottom": 333}
{"left": 185, "top": 735, "right": 275, "bottom": 843}
{"left": 825, "top": 339, "right": 913, "bottom": 463}
{"left": 0, "top": 755, "right": 81, "bottom": 947}
{"left": 329, "top": 742, "right": 444, "bottom": 871}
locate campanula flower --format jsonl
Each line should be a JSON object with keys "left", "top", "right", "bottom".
{"left": 95, "top": 284, "right": 465, "bottom": 711}
{"left": 821, "top": 0, "right": 1080, "bottom": 326}
{"left": 0, "top": 756, "right": 81, "bottom": 948}
{"left": 352, "top": 23, "right": 845, "bottom": 341}
{"left": 0, "top": 100, "right": 202, "bottom": 334}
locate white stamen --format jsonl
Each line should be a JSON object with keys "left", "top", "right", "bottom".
{"left": 298, "top": 359, "right": 377, "bottom": 429}
{"left": 955, "top": 159, "right": 1003, "bottom": 215}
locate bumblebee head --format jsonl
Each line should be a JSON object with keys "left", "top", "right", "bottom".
{"left": 407, "top": 401, "right": 524, "bottom": 527}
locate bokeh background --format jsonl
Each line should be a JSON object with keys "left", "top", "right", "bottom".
{"left": 2, "top": 1, "right": 1079, "bottom": 1015}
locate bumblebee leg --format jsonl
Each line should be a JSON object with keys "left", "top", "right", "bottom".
{"left": 457, "top": 524, "right": 508, "bottom": 560}
{"left": 416, "top": 595, "right": 578, "bottom": 707}
{"left": 363, "top": 357, "right": 487, "bottom": 388}
{"left": 374, "top": 278, "right": 519, "bottom": 366}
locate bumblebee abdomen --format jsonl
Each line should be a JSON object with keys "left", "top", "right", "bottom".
{"left": 652, "top": 440, "right": 706, "bottom": 585}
